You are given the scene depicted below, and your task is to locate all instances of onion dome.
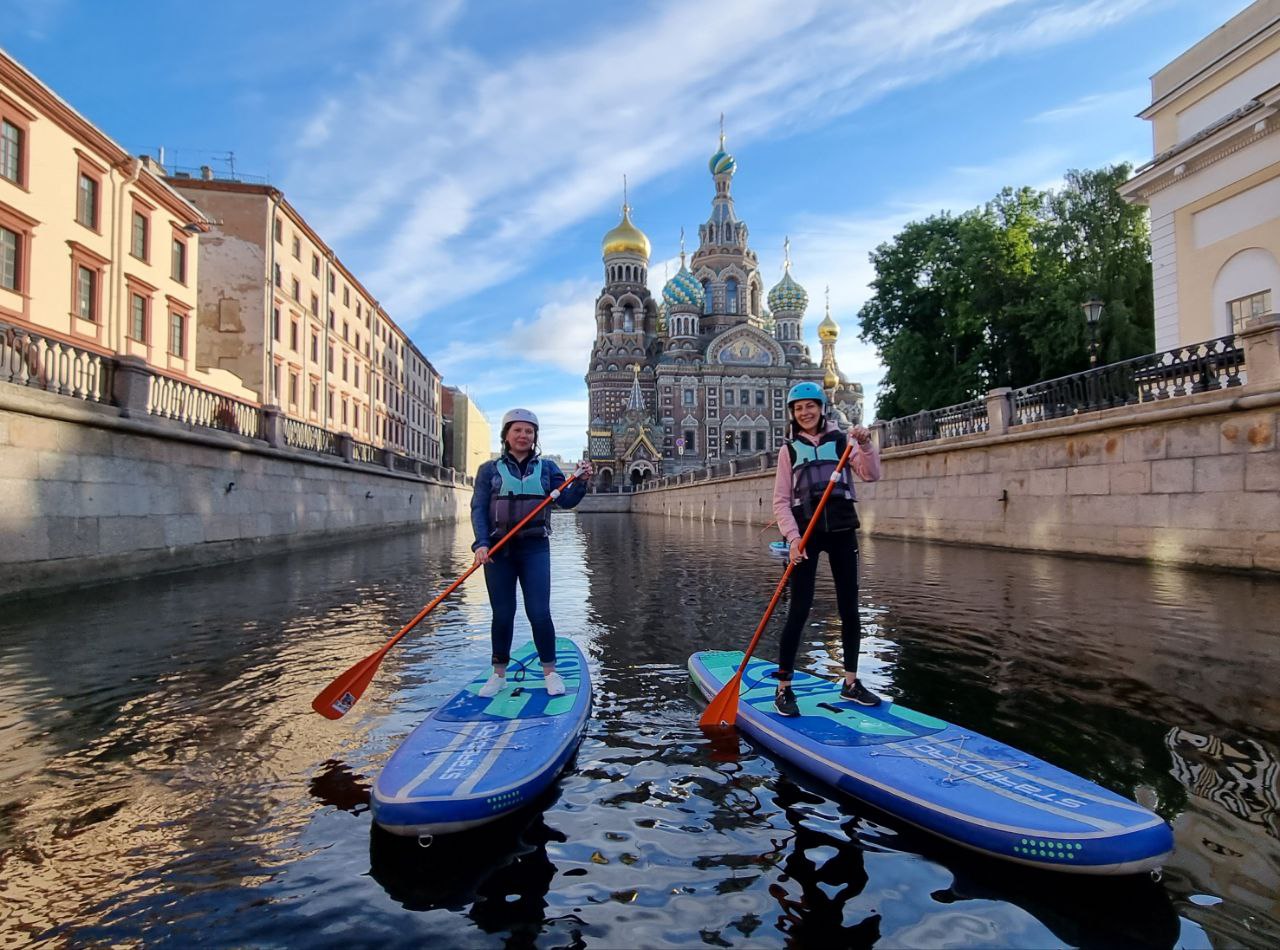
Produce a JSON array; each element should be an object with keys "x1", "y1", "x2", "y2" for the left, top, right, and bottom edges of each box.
[
  {"x1": 818, "y1": 307, "x2": 839, "y2": 342},
  {"x1": 708, "y1": 119, "x2": 736, "y2": 177},
  {"x1": 768, "y1": 237, "x2": 808, "y2": 313},
  {"x1": 663, "y1": 262, "x2": 704, "y2": 310},
  {"x1": 824, "y1": 365, "x2": 840, "y2": 390},
  {"x1": 602, "y1": 204, "x2": 651, "y2": 259}
]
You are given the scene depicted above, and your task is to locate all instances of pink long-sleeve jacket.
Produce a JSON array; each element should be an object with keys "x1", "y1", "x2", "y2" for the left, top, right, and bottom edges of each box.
[{"x1": 772, "y1": 421, "x2": 881, "y2": 544}]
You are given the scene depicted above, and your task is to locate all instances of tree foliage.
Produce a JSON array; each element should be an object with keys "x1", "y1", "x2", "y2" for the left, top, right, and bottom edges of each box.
[{"x1": 858, "y1": 165, "x2": 1153, "y2": 420}]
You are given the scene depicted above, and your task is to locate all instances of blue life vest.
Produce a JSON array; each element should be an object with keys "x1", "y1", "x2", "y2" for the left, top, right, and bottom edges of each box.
[
  {"x1": 786, "y1": 430, "x2": 858, "y2": 533},
  {"x1": 489, "y1": 457, "x2": 550, "y2": 539}
]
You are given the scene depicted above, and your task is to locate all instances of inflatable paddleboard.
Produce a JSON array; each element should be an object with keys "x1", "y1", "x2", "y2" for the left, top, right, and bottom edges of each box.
[
  {"x1": 373, "y1": 637, "x2": 590, "y2": 836},
  {"x1": 768, "y1": 540, "x2": 789, "y2": 557},
  {"x1": 689, "y1": 650, "x2": 1173, "y2": 875}
]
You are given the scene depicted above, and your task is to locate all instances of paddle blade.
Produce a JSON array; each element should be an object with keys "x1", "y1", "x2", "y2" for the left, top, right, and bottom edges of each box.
[
  {"x1": 312, "y1": 649, "x2": 386, "y2": 720},
  {"x1": 699, "y1": 671, "x2": 744, "y2": 728}
]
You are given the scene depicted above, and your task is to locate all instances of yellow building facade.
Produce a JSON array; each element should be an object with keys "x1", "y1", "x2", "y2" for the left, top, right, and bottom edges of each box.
[
  {"x1": 1121, "y1": 1, "x2": 1280, "y2": 349},
  {"x1": 170, "y1": 178, "x2": 441, "y2": 463},
  {"x1": 1, "y1": 50, "x2": 206, "y2": 380},
  {"x1": 442, "y1": 386, "x2": 492, "y2": 479}
]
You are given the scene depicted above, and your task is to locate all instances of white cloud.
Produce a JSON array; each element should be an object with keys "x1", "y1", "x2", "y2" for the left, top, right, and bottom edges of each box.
[{"x1": 280, "y1": 0, "x2": 1163, "y2": 329}]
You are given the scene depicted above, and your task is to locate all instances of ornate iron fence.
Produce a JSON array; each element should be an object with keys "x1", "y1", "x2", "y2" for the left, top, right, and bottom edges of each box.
[
  {"x1": 0, "y1": 322, "x2": 113, "y2": 403},
  {"x1": 1012, "y1": 335, "x2": 1243, "y2": 425},
  {"x1": 284, "y1": 418, "x2": 339, "y2": 456},
  {"x1": 149, "y1": 374, "x2": 263, "y2": 438},
  {"x1": 351, "y1": 440, "x2": 385, "y2": 466},
  {"x1": 882, "y1": 397, "x2": 989, "y2": 448}
]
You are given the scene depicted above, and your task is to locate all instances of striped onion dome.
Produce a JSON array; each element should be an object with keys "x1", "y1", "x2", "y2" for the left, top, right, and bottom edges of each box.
[
  {"x1": 662, "y1": 259, "x2": 704, "y2": 310},
  {"x1": 768, "y1": 268, "x2": 808, "y2": 314}
]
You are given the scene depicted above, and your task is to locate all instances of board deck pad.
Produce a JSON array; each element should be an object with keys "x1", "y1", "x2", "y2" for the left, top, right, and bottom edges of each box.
[
  {"x1": 689, "y1": 650, "x2": 1174, "y2": 875},
  {"x1": 373, "y1": 637, "x2": 590, "y2": 836}
]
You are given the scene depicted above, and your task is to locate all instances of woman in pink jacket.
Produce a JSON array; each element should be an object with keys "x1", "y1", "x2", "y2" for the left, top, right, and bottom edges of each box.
[{"x1": 770, "y1": 382, "x2": 881, "y2": 717}]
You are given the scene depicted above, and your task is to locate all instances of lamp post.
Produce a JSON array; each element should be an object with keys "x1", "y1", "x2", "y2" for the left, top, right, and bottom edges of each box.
[{"x1": 1082, "y1": 297, "x2": 1104, "y2": 367}]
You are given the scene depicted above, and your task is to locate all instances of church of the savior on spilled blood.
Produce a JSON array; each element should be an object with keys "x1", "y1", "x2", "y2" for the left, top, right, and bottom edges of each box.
[{"x1": 585, "y1": 131, "x2": 863, "y2": 489}]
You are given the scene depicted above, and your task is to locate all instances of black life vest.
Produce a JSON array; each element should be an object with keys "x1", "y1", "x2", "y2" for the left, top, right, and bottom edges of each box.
[{"x1": 786, "y1": 429, "x2": 859, "y2": 533}]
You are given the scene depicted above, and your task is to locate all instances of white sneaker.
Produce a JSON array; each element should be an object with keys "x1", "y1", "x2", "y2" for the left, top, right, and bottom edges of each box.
[
  {"x1": 544, "y1": 671, "x2": 565, "y2": 697},
  {"x1": 478, "y1": 673, "x2": 505, "y2": 698}
]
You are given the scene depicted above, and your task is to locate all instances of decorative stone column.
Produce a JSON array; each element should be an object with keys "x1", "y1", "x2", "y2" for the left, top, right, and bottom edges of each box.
[
  {"x1": 869, "y1": 420, "x2": 886, "y2": 451},
  {"x1": 111, "y1": 355, "x2": 152, "y2": 418},
  {"x1": 335, "y1": 432, "x2": 354, "y2": 462},
  {"x1": 985, "y1": 387, "x2": 1014, "y2": 435},
  {"x1": 1241, "y1": 313, "x2": 1280, "y2": 388},
  {"x1": 261, "y1": 404, "x2": 286, "y2": 448}
]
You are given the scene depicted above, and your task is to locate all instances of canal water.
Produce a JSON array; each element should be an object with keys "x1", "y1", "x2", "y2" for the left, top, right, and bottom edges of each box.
[{"x1": 1, "y1": 513, "x2": 1277, "y2": 947}]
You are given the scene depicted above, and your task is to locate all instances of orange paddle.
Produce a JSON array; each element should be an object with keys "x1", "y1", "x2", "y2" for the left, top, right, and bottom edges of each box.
[
  {"x1": 312, "y1": 469, "x2": 584, "y2": 720},
  {"x1": 700, "y1": 440, "x2": 856, "y2": 728}
]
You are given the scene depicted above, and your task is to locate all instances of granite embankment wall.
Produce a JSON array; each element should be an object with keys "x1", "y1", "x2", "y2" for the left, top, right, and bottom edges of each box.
[
  {"x1": 627, "y1": 381, "x2": 1280, "y2": 574},
  {"x1": 1, "y1": 385, "x2": 469, "y2": 597}
]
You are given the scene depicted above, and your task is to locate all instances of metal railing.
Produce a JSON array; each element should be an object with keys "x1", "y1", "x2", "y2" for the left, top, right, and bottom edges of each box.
[
  {"x1": 882, "y1": 397, "x2": 989, "y2": 448},
  {"x1": 284, "y1": 418, "x2": 339, "y2": 457},
  {"x1": 150, "y1": 374, "x2": 263, "y2": 438},
  {"x1": 0, "y1": 322, "x2": 113, "y2": 403},
  {"x1": 1012, "y1": 335, "x2": 1243, "y2": 426}
]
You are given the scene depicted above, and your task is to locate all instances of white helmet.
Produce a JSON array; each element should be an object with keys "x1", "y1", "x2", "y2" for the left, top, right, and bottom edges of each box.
[{"x1": 501, "y1": 408, "x2": 539, "y2": 430}]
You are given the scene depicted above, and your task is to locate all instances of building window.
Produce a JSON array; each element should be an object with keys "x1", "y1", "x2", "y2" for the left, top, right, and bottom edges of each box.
[
  {"x1": 740, "y1": 388, "x2": 750, "y2": 405},
  {"x1": 328, "y1": 271, "x2": 335, "y2": 293},
  {"x1": 76, "y1": 173, "x2": 99, "y2": 229},
  {"x1": 273, "y1": 263, "x2": 282, "y2": 287},
  {"x1": 169, "y1": 310, "x2": 185, "y2": 357},
  {"x1": 76, "y1": 265, "x2": 96, "y2": 320},
  {"x1": 682, "y1": 388, "x2": 695, "y2": 406},
  {"x1": 310, "y1": 292, "x2": 318, "y2": 314},
  {"x1": 274, "y1": 217, "x2": 283, "y2": 243},
  {"x1": 342, "y1": 398, "x2": 349, "y2": 425},
  {"x1": 755, "y1": 430, "x2": 766, "y2": 451},
  {"x1": 343, "y1": 285, "x2": 350, "y2": 306},
  {"x1": 311, "y1": 253, "x2": 320, "y2": 277},
  {"x1": 724, "y1": 388, "x2": 734, "y2": 405},
  {"x1": 1, "y1": 120, "x2": 23, "y2": 185},
  {"x1": 343, "y1": 321, "x2": 349, "y2": 342},
  {"x1": 309, "y1": 380, "x2": 319, "y2": 414},
  {"x1": 0, "y1": 225, "x2": 18, "y2": 292},
  {"x1": 755, "y1": 390, "x2": 765, "y2": 406},
  {"x1": 328, "y1": 345, "x2": 334, "y2": 371},
  {"x1": 1229, "y1": 291, "x2": 1272, "y2": 333},
  {"x1": 327, "y1": 389, "x2": 334, "y2": 418},
  {"x1": 291, "y1": 235, "x2": 300, "y2": 259},
  {"x1": 702, "y1": 280, "x2": 713, "y2": 314},
  {"x1": 289, "y1": 371, "x2": 299, "y2": 407},
  {"x1": 290, "y1": 319, "x2": 299, "y2": 352},
  {"x1": 291, "y1": 277, "x2": 300, "y2": 301},
  {"x1": 272, "y1": 363, "x2": 281, "y2": 401},
  {"x1": 342, "y1": 355, "x2": 348, "y2": 382},
  {"x1": 354, "y1": 365, "x2": 360, "y2": 388},
  {"x1": 128, "y1": 293, "x2": 147, "y2": 342},
  {"x1": 725, "y1": 278, "x2": 739, "y2": 314},
  {"x1": 131, "y1": 211, "x2": 149, "y2": 261},
  {"x1": 171, "y1": 237, "x2": 187, "y2": 283},
  {"x1": 310, "y1": 332, "x2": 319, "y2": 362},
  {"x1": 683, "y1": 429, "x2": 696, "y2": 453},
  {"x1": 272, "y1": 306, "x2": 281, "y2": 342}
]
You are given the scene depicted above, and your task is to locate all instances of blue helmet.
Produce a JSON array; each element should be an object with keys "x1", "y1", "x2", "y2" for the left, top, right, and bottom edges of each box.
[{"x1": 786, "y1": 381, "x2": 826, "y2": 409}]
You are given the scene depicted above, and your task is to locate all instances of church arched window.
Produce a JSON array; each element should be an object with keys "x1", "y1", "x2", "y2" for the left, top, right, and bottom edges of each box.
[
  {"x1": 725, "y1": 278, "x2": 739, "y2": 314},
  {"x1": 623, "y1": 303, "x2": 635, "y2": 332},
  {"x1": 751, "y1": 283, "x2": 760, "y2": 315},
  {"x1": 702, "y1": 281, "x2": 713, "y2": 314}
]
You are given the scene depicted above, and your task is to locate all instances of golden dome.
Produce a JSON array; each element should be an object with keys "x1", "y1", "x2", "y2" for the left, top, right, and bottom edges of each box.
[
  {"x1": 817, "y1": 309, "x2": 839, "y2": 342},
  {"x1": 824, "y1": 366, "x2": 840, "y2": 390},
  {"x1": 602, "y1": 205, "x2": 651, "y2": 259}
]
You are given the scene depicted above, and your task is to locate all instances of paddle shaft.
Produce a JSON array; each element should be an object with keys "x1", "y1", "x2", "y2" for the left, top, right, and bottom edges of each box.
[
  {"x1": 312, "y1": 469, "x2": 583, "y2": 719},
  {"x1": 700, "y1": 439, "x2": 858, "y2": 728}
]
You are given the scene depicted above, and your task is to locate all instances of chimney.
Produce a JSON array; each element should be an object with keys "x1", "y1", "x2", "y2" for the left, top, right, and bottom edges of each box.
[{"x1": 200, "y1": 165, "x2": 214, "y2": 181}]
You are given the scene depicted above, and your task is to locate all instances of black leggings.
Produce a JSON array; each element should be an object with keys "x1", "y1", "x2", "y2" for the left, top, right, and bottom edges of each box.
[{"x1": 777, "y1": 529, "x2": 861, "y2": 680}]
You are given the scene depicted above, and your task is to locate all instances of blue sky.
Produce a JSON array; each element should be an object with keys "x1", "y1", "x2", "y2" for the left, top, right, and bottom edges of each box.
[{"x1": 1, "y1": 0, "x2": 1254, "y2": 459}]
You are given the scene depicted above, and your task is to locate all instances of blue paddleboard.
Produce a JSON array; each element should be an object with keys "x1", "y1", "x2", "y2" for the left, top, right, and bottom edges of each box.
[
  {"x1": 373, "y1": 637, "x2": 590, "y2": 836},
  {"x1": 768, "y1": 540, "x2": 789, "y2": 557},
  {"x1": 689, "y1": 651, "x2": 1173, "y2": 875}
]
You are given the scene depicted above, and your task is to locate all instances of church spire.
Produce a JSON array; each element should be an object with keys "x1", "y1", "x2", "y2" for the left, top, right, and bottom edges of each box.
[{"x1": 626, "y1": 363, "x2": 645, "y2": 411}]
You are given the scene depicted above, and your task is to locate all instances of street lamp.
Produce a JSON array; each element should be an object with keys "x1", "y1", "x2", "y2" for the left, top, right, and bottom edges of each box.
[{"x1": 1082, "y1": 297, "x2": 1104, "y2": 367}]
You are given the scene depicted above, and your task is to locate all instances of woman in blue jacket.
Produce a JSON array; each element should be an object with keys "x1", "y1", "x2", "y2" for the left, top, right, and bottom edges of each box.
[{"x1": 471, "y1": 408, "x2": 591, "y2": 697}]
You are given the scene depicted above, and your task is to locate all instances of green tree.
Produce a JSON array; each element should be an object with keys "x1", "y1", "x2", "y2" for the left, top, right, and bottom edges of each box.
[{"x1": 858, "y1": 164, "x2": 1153, "y2": 419}]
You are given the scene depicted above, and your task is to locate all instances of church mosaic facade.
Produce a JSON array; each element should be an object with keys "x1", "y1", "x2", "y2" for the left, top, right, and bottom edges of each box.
[{"x1": 584, "y1": 132, "x2": 863, "y2": 489}]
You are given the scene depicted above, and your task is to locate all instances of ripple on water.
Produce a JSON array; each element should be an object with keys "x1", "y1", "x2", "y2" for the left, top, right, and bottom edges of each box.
[{"x1": 0, "y1": 517, "x2": 1277, "y2": 946}]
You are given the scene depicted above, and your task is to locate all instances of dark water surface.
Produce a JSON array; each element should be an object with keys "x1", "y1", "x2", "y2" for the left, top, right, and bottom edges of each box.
[{"x1": 1, "y1": 513, "x2": 1278, "y2": 947}]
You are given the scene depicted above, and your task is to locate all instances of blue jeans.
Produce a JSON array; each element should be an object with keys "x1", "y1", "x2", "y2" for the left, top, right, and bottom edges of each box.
[{"x1": 483, "y1": 535, "x2": 557, "y2": 666}]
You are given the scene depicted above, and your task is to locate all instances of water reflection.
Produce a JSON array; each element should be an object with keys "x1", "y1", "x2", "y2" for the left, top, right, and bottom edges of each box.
[{"x1": 0, "y1": 513, "x2": 1277, "y2": 946}]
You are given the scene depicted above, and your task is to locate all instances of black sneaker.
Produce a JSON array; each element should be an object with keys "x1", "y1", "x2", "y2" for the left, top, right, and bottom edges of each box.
[
  {"x1": 840, "y1": 679, "x2": 882, "y2": 707},
  {"x1": 774, "y1": 686, "x2": 800, "y2": 717}
]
